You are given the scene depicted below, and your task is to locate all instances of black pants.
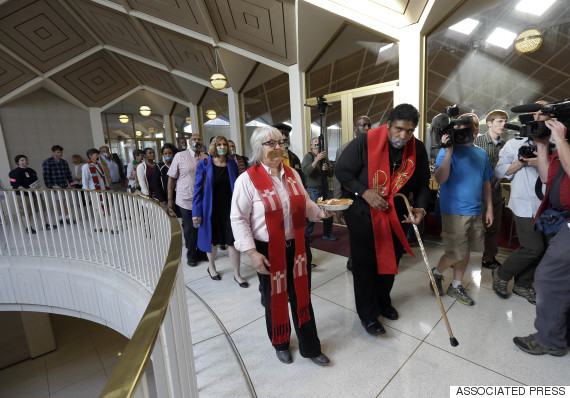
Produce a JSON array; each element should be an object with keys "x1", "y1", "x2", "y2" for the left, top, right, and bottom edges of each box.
[
  {"x1": 344, "y1": 202, "x2": 406, "y2": 322},
  {"x1": 259, "y1": 236, "x2": 313, "y2": 299},
  {"x1": 534, "y1": 225, "x2": 570, "y2": 349},
  {"x1": 255, "y1": 239, "x2": 321, "y2": 358},
  {"x1": 180, "y1": 207, "x2": 200, "y2": 262},
  {"x1": 499, "y1": 215, "x2": 546, "y2": 287}
]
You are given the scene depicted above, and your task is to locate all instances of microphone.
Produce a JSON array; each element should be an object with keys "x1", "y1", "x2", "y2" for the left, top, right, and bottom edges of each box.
[
  {"x1": 504, "y1": 123, "x2": 521, "y2": 131},
  {"x1": 511, "y1": 104, "x2": 542, "y2": 113}
]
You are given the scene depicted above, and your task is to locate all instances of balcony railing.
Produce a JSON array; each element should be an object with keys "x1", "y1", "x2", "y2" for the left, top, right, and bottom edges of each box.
[{"x1": 0, "y1": 188, "x2": 196, "y2": 397}]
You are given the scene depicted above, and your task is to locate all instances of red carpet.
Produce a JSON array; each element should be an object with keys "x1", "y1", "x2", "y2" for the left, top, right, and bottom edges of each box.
[{"x1": 308, "y1": 223, "x2": 351, "y2": 257}]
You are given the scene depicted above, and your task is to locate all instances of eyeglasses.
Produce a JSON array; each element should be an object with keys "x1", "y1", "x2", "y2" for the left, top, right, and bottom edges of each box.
[{"x1": 262, "y1": 140, "x2": 286, "y2": 147}]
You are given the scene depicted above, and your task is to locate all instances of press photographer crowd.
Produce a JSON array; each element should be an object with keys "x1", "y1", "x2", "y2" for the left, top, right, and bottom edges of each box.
[{"x1": 429, "y1": 98, "x2": 570, "y2": 356}]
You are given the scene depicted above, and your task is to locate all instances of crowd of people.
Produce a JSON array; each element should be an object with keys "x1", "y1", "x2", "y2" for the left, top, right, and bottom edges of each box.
[{"x1": 6, "y1": 102, "x2": 570, "y2": 363}]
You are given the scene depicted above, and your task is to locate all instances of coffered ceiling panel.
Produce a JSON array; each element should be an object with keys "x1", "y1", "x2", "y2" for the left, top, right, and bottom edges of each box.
[
  {"x1": 125, "y1": 0, "x2": 211, "y2": 36},
  {"x1": 0, "y1": 0, "x2": 98, "y2": 73},
  {"x1": 117, "y1": 55, "x2": 188, "y2": 101},
  {"x1": 50, "y1": 50, "x2": 137, "y2": 107},
  {"x1": 205, "y1": 0, "x2": 296, "y2": 65},
  {"x1": 70, "y1": 0, "x2": 163, "y2": 63},
  {"x1": 143, "y1": 22, "x2": 219, "y2": 80},
  {"x1": 0, "y1": 49, "x2": 38, "y2": 98}
]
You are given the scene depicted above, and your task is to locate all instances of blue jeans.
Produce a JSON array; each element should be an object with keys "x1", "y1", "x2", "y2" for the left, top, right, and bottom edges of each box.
[{"x1": 306, "y1": 187, "x2": 333, "y2": 237}]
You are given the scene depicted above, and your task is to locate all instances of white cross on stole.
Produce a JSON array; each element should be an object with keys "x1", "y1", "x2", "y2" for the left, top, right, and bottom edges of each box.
[
  {"x1": 294, "y1": 253, "x2": 307, "y2": 278},
  {"x1": 271, "y1": 271, "x2": 286, "y2": 295},
  {"x1": 261, "y1": 188, "x2": 278, "y2": 210},
  {"x1": 286, "y1": 176, "x2": 300, "y2": 195}
]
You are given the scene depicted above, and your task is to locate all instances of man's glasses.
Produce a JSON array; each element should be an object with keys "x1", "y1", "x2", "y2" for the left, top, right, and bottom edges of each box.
[{"x1": 262, "y1": 140, "x2": 286, "y2": 147}]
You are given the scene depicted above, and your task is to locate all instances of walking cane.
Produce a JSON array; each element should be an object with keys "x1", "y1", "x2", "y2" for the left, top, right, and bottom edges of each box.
[{"x1": 394, "y1": 193, "x2": 459, "y2": 347}]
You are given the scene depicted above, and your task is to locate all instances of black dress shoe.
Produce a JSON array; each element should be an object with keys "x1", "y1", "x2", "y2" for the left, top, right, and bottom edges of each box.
[
  {"x1": 187, "y1": 259, "x2": 197, "y2": 267},
  {"x1": 234, "y1": 277, "x2": 249, "y2": 288},
  {"x1": 482, "y1": 258, "x2": 501, "y2": 269},
  {"x1": 361, "y1": 320, "x2": 386, "y2": 336},
  {"x1": 310, "y1": 353, "x2": 330, "y2": 366},
  {"x1": 207, "y1": 268, "x2": 221, "y2": 280},
  {"x1": 276, "y1": 349, "x2": 292, "y2": 364},
  {"x1": 380, "y1": 306, "x2": 399, "y2": 320},
  {"x1": 311, "y1": 263, "x2": 317, "y2": 269},
  {"x1": 346, "y1": 258, "x2": 352, "y2": 272}
]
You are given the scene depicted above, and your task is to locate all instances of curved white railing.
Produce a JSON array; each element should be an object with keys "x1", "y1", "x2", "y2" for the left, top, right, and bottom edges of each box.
[{"x1": 0, "y1": 188, "x2": 196, "y2": 397}]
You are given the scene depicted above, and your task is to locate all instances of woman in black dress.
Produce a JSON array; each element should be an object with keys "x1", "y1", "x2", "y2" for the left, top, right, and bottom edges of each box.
[{"x1": 192, "y1": 136, "x2": 247, "y2": 287}]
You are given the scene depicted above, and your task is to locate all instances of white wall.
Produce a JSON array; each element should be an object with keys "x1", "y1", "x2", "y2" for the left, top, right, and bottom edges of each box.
[{"x1": 0, "y1": 88, "x2": 94, "y2": 186}]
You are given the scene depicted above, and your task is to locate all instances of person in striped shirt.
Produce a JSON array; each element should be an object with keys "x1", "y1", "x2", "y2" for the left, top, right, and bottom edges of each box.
[{"x1": 474, "y1": 110, "x2": 508, "y2": 270}]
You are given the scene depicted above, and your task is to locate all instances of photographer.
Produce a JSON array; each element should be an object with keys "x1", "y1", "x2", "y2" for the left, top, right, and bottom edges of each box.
[
  {"x1": 492, "y1": 107, "x2": 550, "y2": 304},
  {"x1": 431, "y1": 117, "x2": 493, "y2": 306},
  {"x1": 514, "y1": 119, "x2": 570, "y2": 356}
]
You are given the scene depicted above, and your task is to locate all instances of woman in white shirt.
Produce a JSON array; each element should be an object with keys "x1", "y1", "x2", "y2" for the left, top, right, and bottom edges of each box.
[
  {"x1": 71, "y1": 154, "x2": 86, "y2": 189},
  {"x1": 230, "y1": 126, "x2": 333, "y2": 366},
  {"x1": 136, "y1": 147, "x2": 156, "y2": 197}
]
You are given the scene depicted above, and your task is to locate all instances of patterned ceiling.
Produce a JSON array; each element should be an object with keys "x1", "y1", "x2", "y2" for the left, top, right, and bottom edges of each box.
[{"x1": 0, "y1": 0, "x2": 299, "y2": 110}]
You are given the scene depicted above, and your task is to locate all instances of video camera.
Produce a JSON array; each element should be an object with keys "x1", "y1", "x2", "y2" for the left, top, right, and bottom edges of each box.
[
  {"x1": 430, "y1": 105, "x2": 474, "y2": 148},
  {"x1": 507, "y1": 98, "x2": 570, "y2": 138}
]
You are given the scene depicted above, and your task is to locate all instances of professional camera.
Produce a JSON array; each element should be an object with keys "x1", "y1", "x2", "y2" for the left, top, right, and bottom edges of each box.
[
  {"x1": 508, "y1": 98, "x2": 570, "y2": 138},
  {"x1": 517, "y1": 143, "x2": 537, "y2": 159},
  {"x1": 430, "y1": 105, "x2": 474, "y2": 148}
]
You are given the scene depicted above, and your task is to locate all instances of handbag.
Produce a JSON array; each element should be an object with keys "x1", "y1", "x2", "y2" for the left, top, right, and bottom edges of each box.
[{"x1": 535, "y1": 208, "x2": 570, "y2": 235}]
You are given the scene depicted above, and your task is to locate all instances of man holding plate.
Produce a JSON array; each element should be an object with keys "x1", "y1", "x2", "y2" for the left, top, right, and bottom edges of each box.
[{"x1": 335, "y1": 104, "x2": 431, "y2": 336}]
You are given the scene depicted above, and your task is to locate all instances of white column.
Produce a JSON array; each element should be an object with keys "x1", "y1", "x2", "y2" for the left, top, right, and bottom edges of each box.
[
  {"x1": 0, "y1": 121, "x2": 11, "y2": 186},
  {"x1": 227, "y1": 90, "x2": 241, "y2": 148},
  {"x1": 398, "y1": 25, "x2": 422, "y2": 112},
  {"x1": 288, "y1": 64, "x2": 306, "y2": 156},
  {"x1": 89, "y1": 108, "x2": 105, "y2": 148},
  {"x1": 188, "y1": 104, "x2": 199, "y2": 137},
  {"x1": 163, "y1": 114, "x2": 174, "y2": 143}
]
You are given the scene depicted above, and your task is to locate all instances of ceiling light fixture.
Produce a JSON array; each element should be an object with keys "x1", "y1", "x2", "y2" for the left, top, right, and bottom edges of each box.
[
  {"x1": 209, "y1": 46, "x2": 228, "y2": 90},
  {"x1": 139, "y1": 105, "x2": 151, "y2": 117},
  {"x1": 186, "y1": 117, "x2": 191, "y2": 124},
  {"x1": 206, "y1": 110, "x2": 217, "y2": 120},
  {"x1": 514, "y1": 28, "x2": 543, "y2": 54},
  {"x1": 139, "y1": 89, "x2": 151, "y2": 116},
  {"x1": 515, "y1": 0, "x2": 555, "y2": 16},
  {"x1": 135, "y1": 130, "x2": 142, "y2": 136},
  {"x1": 486, "y1": 27, "x2": 517, "y2": 49},
  {"x1": 379, "y1": 43, "x2": 394, "y2": 53},
  {"x1": 119, "y1": 101, "x2": 129, "y2": 124},
  {"x1": 449, "y1": 18, "x2": 480, "y2": 35},
  {"x1": 149, "y1": 127, "x2": 155, "y2": 134}
]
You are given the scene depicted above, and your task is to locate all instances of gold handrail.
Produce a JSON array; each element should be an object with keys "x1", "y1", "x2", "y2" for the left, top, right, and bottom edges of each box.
[{"x1": 99, "y1": 204, "x2": 182, "y2": 397}]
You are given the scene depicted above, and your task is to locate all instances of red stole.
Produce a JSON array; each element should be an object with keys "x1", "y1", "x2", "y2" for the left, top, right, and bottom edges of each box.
[
  {"x1": 247, "y1": 164, "x2": 310, "y2": 345},
  {"x1": 88, "y1": 162, "x2": 109, "y2": 191},
  {"x1": 367, "y1": 125, "x2": 416, "y2": 274}
]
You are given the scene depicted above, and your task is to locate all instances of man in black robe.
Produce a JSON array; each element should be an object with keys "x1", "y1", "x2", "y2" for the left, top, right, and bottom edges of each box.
[{"x1": 335, "y1": 104, "x2": 430, "y2": 336}]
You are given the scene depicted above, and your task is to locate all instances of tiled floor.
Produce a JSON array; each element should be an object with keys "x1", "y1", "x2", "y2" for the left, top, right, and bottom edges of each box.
[
  {"x1": 2, "y1": 240, "x2": 569, "y2": 397},
  {"x1": 184, "y1": 242, "x2": 570, "y2": 397},
  {"x1": 0, "y1": 314, "x2": 128, "y2": 398}
]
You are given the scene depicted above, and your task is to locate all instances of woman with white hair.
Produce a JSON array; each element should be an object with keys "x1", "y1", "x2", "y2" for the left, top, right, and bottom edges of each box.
[{"x1": 230, "y1": 126, "x2": 334, "y2": 366}]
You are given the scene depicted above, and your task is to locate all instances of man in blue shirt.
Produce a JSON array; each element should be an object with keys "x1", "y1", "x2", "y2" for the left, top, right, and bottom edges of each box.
[{"x1": 431, "y1": 117, "x2": 494, "y2": 306}]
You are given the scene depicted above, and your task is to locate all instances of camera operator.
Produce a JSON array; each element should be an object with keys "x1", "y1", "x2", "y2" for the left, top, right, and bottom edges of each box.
[
  {"x1": 431, "y1": 116, "x2": 494, "y2": 306},
  {"x1": 514, "y1": 118, "x2": 570, "y2": 356},
  {"x1": 492, "y1": 104, "x2": 549, "y2": 304}
]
